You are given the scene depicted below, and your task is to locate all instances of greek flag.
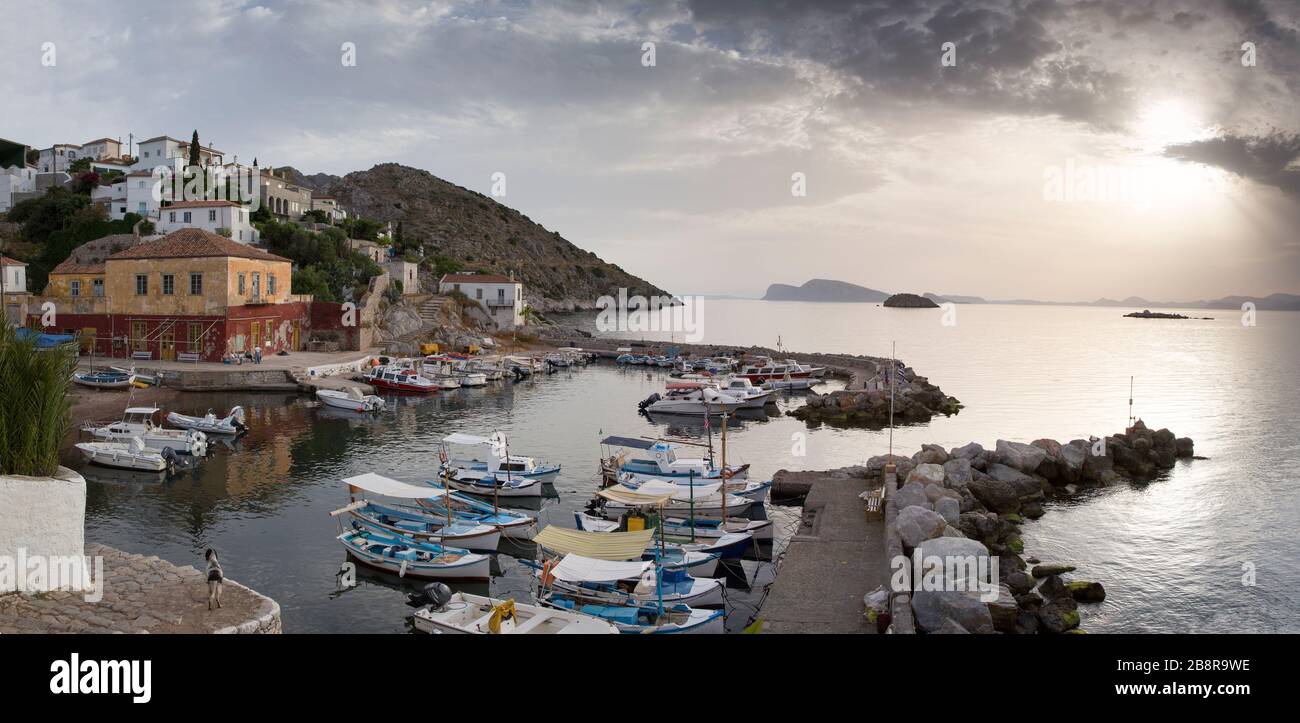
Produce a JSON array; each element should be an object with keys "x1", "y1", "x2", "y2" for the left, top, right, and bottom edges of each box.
[{"x1": 893, "y1": 362, "x2": 907, "y2": 389}]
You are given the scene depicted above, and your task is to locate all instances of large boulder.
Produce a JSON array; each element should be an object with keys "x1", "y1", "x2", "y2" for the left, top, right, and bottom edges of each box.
[
  {"x1": 893, "y1": 481, "x2": 931, "y2": 511},
  {"x1": 996, "y1": 440, "x2": 1048, "y2": 474},
  {"x1": 1059, "y1": 442, "x2": 1087, "y2": 480},
  {"x1": 968, "y1": 478, "x2": 1021, "y2": 514},
  {"x1": 1065, "y1": 580, "x2": 1107, "y2": 602},
  {"x1": 911, "y1": 589, "x2": 995, "y2": 634},
  {"x1": 913, "y1": 537, "x2": 993, "y2": 587},
  {"x1": 950, "y1": 442, "x2": 985, "y2": 460},
  {"x1": 1030, "y1": 438, "x2": 1062, "y2": 458},
  {"x1": 906, "y1": 463, "x2": 945, "y2": 487},
  {"x1": 986, "y1": 584, "x2": 1019, "y2": 633},
  {"x1": 1038, "y1": 598, "x2": 1081, "y2": 633},
  {"x1": 896, "y1": 506, "x2": 947, "y2": 548},
  {"x1": 935, "y1": 497, "x2": 961, "y2": 526},
  {"x1": 1175, "y1": 437, "x2": 1194, "y2": 458},
  {"x1": 942, "y1": 457, "x2": 973, "y2": 488}
]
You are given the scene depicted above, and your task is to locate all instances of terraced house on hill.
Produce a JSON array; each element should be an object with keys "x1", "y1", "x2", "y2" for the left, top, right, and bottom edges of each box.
[{"x1": 34, "y1": 228, "x2": 315, "y2": 362}]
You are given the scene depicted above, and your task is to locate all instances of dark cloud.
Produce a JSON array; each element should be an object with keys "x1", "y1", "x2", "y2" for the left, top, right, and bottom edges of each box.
[{"x1": 1165, "y1": 132, "x2": 1300, "y2": 196}]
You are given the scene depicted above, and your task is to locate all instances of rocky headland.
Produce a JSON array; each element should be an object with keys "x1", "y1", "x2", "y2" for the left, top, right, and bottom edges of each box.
[
  {"x1": 791, "y1": 361, "x2": 961, "y2": 426},
  {"x1": 874, "y1": 420, "x2": 1195, "y2": 634},
  {"x1": 1124, "y1": 309, "x2": 1211, "y2": 320}
]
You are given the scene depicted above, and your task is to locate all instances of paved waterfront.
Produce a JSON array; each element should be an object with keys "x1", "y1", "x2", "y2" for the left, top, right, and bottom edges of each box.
[
  {"x1": 0, "y1": 544, "x2": 280, "y2": 634},
  {"x1": 762, "y1": 470, "x2": 887, "y2": 633}
]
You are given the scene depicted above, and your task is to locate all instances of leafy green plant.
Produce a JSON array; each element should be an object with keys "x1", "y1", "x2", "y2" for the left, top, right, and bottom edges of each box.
[{"x1": 0, "y1": 325, "x2": 77, "y2": 477}]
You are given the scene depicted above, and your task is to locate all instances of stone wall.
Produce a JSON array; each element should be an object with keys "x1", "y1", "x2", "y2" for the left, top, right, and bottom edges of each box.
[{"x1": 0, "y1": 467, "x2": 88, "y2": 593}]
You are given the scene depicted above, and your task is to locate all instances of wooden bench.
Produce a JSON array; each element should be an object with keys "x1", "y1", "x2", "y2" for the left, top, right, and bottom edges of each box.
[
  {"x1": 864, "y1": 488, "x2": 883, "y2": 514},
  {"x1": 131, "y1": 351, "x2": 152, "y2": 361},
  {"x1": 177, "y1": 352, "x2": 202, "y2": 363}
]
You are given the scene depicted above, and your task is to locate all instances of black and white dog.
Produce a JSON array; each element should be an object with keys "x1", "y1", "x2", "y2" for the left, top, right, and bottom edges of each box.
[{"x1": 205, "y1": 548, "x2": 224, "y2": 610}]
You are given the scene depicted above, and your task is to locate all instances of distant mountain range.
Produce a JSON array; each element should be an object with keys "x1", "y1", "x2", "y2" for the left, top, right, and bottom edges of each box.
[{"x1": 762, "y1": 279, "x2": 1300, "y2": 311}]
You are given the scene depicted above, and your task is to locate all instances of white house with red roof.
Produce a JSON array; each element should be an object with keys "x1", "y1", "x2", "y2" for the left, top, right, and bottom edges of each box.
[
  {"x1": 156, "y1": 200, "x2": 258, "y2": 243},
  {"x1": 438, "y1": 272, "x2": 524, "y2": 328}
]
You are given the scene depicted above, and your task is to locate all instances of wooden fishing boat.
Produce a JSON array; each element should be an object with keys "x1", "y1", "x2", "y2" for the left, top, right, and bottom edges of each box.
[
  {"x1": 167, "y1": 406, "x2": 246, "y2": 435},
  {"x1": 411, "y1": 586, "x2": 618, "y2": 634},
  {"x1": 439, "y1": 432, "x2": 561, "y2": 482},
  {"x1": 415, "y1": 482, "x2": 538, "y2": 539},
  {"x1": 541, "y1": 594, "x2": 724, "y2": 634},
  {"x1": 521, "y1": 556, "x2": 725, "y2": 608},
  {"x1": 601, "y1": 436, "x2": 751, "y2": 486},
  {"x1": 337, "y1": 527, "x2": 489, "y2": 580},
  {"x1": 317, "y1": 387, "x2": 384, "y2": 412},
  {"x1": 445, "y1": 468, "x2": 543, "y2": 498},
  {"x1": 72, "y1": 369, "x2": 135, "y2": 389},
  {"x1": 597, "y1": 479, "x2": 756, "y2": 518},
  {"x1": 345, "y1": 501, "x2": 501, "y2": 551},
  {"x1": 365, "y1": 364, "x2": 439, "y2": 393},
  {"x1": 573, "y1": 513, "x2": 754, "y2": 560}
]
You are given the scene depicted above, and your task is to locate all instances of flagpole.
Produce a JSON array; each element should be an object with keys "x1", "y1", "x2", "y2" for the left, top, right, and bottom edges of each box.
[{"x1": 888, "y1": 341, "x2": 896, "y2": 460}]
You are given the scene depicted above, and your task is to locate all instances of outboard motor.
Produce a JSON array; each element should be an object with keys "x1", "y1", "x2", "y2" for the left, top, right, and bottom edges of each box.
[
  {"x1": 638, "y1": 393, "x2": 661, "y2": 412},
  {"x1": 420, "y1": 582, "x2": 454, "y2": 611},
  {"x1": 160, "y1": 447, "x2": 178, "y2": 472}
]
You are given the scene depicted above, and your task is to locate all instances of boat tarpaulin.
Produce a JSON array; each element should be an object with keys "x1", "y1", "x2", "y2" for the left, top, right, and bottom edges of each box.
[
  {"x1": 633, "y1": 479, "x2": 723, "y2": 500},
  {"x1": 342, "y1": 473, "x2": 446, "y2": 500},
  {"x1": 442, "y1": 433, "x2": 493, "y2": 446},
  {"x1": 533, "y1": 526, "x2": 655, "y2": 560},
  {"x1": 600, "y1": 435, "x2": 656, "y2": 450},
  {"x1": 551, "y1": 554, "x2": 650, "y2": 583},
  {"x1": 596, "y1": 486, "x2": 674, "y2": 507}
]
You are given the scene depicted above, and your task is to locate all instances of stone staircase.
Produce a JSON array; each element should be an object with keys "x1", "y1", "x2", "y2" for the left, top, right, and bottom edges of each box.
[{"x1": 418, "y1": 295, "x2": 453, "y2": 323}]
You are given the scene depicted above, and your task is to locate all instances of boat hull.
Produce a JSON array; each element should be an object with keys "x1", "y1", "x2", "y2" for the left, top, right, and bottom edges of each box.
[
  {"x1": 412, "y1": 594, "x2": 618, "y2": 634},
  {"x1": 446, "y1": 474, "x2": 543, "y2": 498},
  {"x1": 340, "y1": 538, "x2": 490, "y2": 581},
  {"x1": 75, "y1": 443, "x2": 169, "y2": 472}
]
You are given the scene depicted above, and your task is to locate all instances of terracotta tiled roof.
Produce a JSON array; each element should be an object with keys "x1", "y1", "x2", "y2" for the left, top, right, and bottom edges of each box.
[
  {"x1": 108, "y1": 228, "x2": 288, "y2": 263},
  {"x1": 2, "y1": 255, "x2": 27, "y2": 267},
  {"x1": 440, "y1": 273, "x2": 516, "y2": 284}
]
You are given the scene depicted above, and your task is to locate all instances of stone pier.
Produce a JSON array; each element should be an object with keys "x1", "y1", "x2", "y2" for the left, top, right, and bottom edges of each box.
[
  {"x1": 762, "y1": 468, "x2": 888, "y2": 633},
  {"x1": 0, "y1": 544, "x2": 281, "y2": 634}
]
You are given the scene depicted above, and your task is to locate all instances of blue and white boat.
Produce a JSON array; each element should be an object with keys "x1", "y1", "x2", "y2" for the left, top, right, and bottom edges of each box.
[
  {"x1": 601, "y1": 436, "x2": 753, "y2": 485},
  {"x1": 521, "y1": 555, "x2": 724, "y2": 608},
  {"x1": 598, "y1": 479, "x2": 756, "y2": 518},
  {"x1": 536, "y1": 523, "x2": 721, "y2": 579},
  {"x1": 542, "y1": 594, "x2": 724, "y2": 634},
  {"x1": 73, "y1": 369, "x2": 135, "y2": 389},
  {"x1": 574, "y1": 512, "x2": 754, "y2": 561},
  {"x1": 440, "y1": 432, "x2": 560, "y2": 482},
  {"x1": 337, "y1": 526, "x2": 490, "y2": 581},
  {"x1": 415, "y1": 482, "x2": 538, "y2": 539},
  {"x1": 346, "y1": 501, "x2": 501, "y2": 551}
]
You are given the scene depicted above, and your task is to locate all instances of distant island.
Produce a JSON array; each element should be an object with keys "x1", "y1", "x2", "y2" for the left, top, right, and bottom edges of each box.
[
  {"x1": 1124, "y1": 309, "x2": 1213, "y2": 320},
  {"x1": 761, "y1": 279, "x2": 1300, "y2": 311},
  {"x1": 884, "y1": 293, "x2": 939, "y2": 308},
  {"x1": 762, "y1": 279, "x2": 889, "y2": 302}
]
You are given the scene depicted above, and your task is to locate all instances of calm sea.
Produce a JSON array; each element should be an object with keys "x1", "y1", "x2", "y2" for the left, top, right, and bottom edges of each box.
[{"x1": 76, "y1": 300, "x2": 1299, "y2": 633}]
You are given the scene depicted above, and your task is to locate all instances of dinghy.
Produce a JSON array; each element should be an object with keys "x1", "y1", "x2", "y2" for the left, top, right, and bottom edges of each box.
[
  {"x1": 75, "y1": 437, "x2": 174, "y2": 472},
  {"x1": 72, "y1": 369, "x2": 135, "y2": 389},
  {"x1": 317, "y1": 387, "x2": 384, "y2": 412},
  {"x1": 411, "y1": 584, "x2": 618, "y2": 635},
  {"x1": 83, "y1": 406, "x2": 208, "y2": 456},
  {"x1": 337, "y1": 527, "x2": 490, "y2": 581},
  {"x1": 167, "y1": 406, "x2": 246, "y2": 435}
]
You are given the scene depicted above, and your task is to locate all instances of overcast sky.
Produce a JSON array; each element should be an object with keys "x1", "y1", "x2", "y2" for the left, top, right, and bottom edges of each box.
[{"x1": 3, "y1": 0, "x2": 1298, "y2": 300}]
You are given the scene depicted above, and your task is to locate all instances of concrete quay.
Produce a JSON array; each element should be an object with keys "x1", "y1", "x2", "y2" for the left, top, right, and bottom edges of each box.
[
  {"x1": 762, "y1": 468, "x2": 888, "y2": 634},
  {"x1": 0, "y1": 544, "x2": 281, "y2": 634}
]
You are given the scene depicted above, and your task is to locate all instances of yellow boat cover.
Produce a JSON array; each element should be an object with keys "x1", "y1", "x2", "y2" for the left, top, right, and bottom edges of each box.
[
  {"x1": 533, "y1": 526, "x2": 656, "y2": 561},
  {"x1": 595, "y1": 485, "x2": 674, "y2": 507}
]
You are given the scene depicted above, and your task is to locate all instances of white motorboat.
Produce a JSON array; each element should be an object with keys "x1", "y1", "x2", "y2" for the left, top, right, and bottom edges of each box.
[
  {"x1": 317, "y1": 387, "x2": 384, "y2": 412},
  {"x1": 413, "y1": 589, "x2": 618, "y2": 634},
  {"x1": 83, "y1": 406, "x2": 208, "y2": 456},
  {"x1": 737, "y1": 356, "x2": 826, "y2": 383},
  {"x1": 640, "y1": 387, "x2": 748, "y2": 416},
  {"x1": 598, "y1": 481, "x2": 756, "y2": 518},
  {"x1": 439, "y1": 432, "x2": 561, "y2": 482},
  {"x1": 167, "y1": 406, "x2": 246, "y2": 435},
  {"x1": 75, "y1": 437, "x2": 174, "y2": 472}
]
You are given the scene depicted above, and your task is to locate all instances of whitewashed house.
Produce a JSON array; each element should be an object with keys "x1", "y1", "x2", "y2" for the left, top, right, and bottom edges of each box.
[
  {"x1": 0, "y1": 165, "x2": 36, "y2": 213},
  {"x1": 125, "y1": 171, "x2": 162, "y2": 219},
  {"x1": 90, "y1": 177, "x2": 128, "y2": 219},
  {"x1": 2, "y1": 256, "x2": 28, "y2": 326},
  {"x1": 312, "y1": 195, "x2": 348, "y2": 222},
  {"x1": 438, "y1": 272, "x2": 524, "y2": 329},
  {"x1": 132, "y1": 135, "x2": 225, "y2": 172},
  {"x1": 156, "y1": 201, "x2": 258, "y2": 243}
]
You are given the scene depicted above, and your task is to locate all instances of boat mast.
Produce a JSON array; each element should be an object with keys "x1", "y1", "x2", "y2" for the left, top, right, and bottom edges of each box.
[
  {"x1": 720, "y1": 411, "x2": 729, "y2": 524},
  {"x1": 888, "y1": 341, "x2": 896, "y2": 460},
  {"x1": 496, "y1": 433, "x2": 506, "y2": 514},
  {"x1": 1128, "y1": 375, "x2": 1135, "y2": 427}
]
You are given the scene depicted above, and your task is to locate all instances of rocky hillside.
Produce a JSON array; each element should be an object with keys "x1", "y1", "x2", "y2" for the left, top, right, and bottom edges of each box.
[
  {"x1": 281, "y1": 164, "x2": 668, "y2": 312},
  {"x1": 763, "y1": 278, "x2": 889, "y2": 302}
]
